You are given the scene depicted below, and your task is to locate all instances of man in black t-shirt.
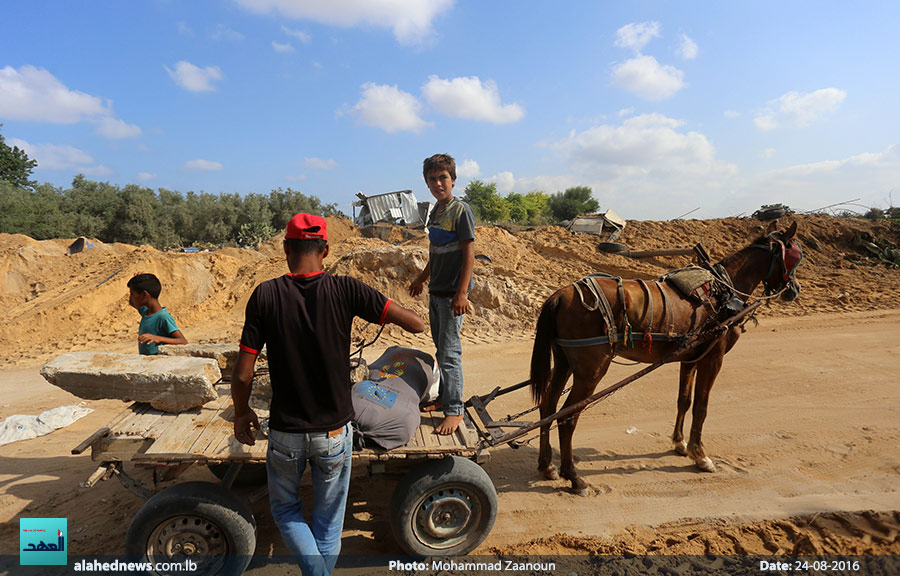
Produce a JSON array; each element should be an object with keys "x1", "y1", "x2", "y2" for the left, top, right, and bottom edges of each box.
[{"x1": 232, "y1": 213, "x2": 424, "y2": 575}]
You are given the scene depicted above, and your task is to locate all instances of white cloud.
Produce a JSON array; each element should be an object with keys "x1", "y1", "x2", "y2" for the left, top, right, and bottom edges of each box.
[
  {"x1": 739, "y1": 143, "x2": 900, "y2": 212},
  {"x1": 272, "y1": 41, "x2": 295, "y2": 53},
  {"x1": 176, "y1": 21, "x2": 193, "y2": 35},
  {"x1": 183, "y1": 159, "x2": 223, "y2": 172},
  {"x1": 456, "y1": 159, "x2": 481, "y2": 179},
  {"x1": 550, "y1": 114, "x2": 737, "y2": 218},
  {"x1": 211, "y1": 24, "x2": 244, "y2": 41},
  {"x1": 618, "y1": 107, "x2": 635, "y2": 117},
  {"x1": 137, "y1": 172, "x2": 157, "y2": 182},
  {"x1": 235, "y1": 0, "x2": 455, "y2": 45},
  {"x1": 303, "y1": 157, "x2": 337, "y2": 170},
  {"x1": 677, "y1": 34, "x2": 698, "y2": 60},
  {"x1": 760, "y1": 148, "x2": 776, "y2": 159},
  {"x1": 9, "y1": 138, "x2": 94, "y2": 170},
  {"x1": 486, "y1": 171, "x2": 515, "y2": 193},
  {"x1": 96, "y1": 117, "x2": 142, "y2": 139},
  {"x1": 753, "y1": 88, "x2": 847, "y2": 130},
  {"x1": 422, "y1": 76, "x2": 525, "y2": 124},
  {"x1": 165, "y1": 61, "x2": 224, "y2": 92},
  {"x1": 0, "y1": 65, "x2": 109, "y2": 123},
  {"x1": 614, "y1": 21, "x2": 660, "y2": 52},
  {"x1": 282, "y1": 25, "x2": 312, "y2": 44},
  {"x1": 612, "y1": 55, "x2": 685, "y2": 100},
  {"x1": 754, "y1": 114, "x2": 778, "y2": 131},
  {"x1": 348, "y1": 82, "x2": 431, "y2": 133},
  {"x1": 724, "y1": 110, "x2": 741, "y2": 118}
]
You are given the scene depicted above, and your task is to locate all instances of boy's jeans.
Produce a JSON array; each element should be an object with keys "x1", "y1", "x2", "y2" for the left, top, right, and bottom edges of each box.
[
  {"x1": 266, "y1": 424, "x2": 353, "y2": 576},
  {"x1": 429, "y1": 295, "x2": 465, "y2": 417}
]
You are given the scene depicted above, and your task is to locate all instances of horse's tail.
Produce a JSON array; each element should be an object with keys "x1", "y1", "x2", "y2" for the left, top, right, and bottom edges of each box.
[{"x1": 530, "y1": 296, "x2": 560, "y2": 405}]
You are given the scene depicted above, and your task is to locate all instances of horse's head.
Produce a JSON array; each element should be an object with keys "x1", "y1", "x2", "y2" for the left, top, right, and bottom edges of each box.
[{"x1": 754, "y1": 220, "x2": 803, "y2": 301}]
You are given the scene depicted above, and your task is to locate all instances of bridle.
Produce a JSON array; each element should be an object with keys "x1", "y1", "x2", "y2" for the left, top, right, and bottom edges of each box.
[{"x1": 750, "y1": 232, "x2": 803, "y2": 296}]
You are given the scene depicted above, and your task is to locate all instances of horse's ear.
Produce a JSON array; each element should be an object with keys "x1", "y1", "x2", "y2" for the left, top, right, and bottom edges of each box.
[
  {"x1": 783, "y1": 220, "x2": 797, "y2": 240},
  {"x1": 765, "y1": 220, "x2": 778, "y2": 235}
]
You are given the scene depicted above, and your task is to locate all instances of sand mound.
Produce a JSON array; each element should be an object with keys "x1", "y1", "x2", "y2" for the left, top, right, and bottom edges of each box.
[
  {"x1": 2, "y1": 215, "x2": 898, "y2": 367},
  {"x1": 491, "y1": 510, "x2": 900, "y2": 556}
]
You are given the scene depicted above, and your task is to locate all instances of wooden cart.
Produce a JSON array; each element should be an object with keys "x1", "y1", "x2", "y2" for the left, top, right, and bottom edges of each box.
[{"x1": 73, "y1": 385, "x2": 496, "y2": 574}]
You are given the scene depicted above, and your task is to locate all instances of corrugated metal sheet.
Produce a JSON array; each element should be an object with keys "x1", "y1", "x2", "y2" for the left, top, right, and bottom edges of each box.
[{"x1": 353, "y1": 190, "x2": 423, "y2": 226}]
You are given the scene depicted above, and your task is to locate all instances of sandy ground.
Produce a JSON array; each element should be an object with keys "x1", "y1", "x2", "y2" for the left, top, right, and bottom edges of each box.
[{"x1": 2, "y1": 309, "x2": 898, "y2": 567}]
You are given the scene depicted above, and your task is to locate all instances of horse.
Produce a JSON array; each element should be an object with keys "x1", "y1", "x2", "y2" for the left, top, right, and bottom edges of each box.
[{"x1": 530, "y1": 220, "x2": 803, "y2": 495}]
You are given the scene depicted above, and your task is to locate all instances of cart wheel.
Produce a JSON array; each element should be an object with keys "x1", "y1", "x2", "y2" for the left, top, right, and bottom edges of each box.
[
  {"x1": 390, "y1": 456, "x2": 497, "y2": 557},
  {"x1": 126, "y1": 481, "x2": 256, "y2": 576},
  {"x1": 207, "y1": 462, "x2": 268, "y2": 487}
]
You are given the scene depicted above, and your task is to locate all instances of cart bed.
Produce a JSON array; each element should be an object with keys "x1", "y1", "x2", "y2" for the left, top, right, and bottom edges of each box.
[{"x1": 80, "y1": 386, "x2": 482, "y2": 464}]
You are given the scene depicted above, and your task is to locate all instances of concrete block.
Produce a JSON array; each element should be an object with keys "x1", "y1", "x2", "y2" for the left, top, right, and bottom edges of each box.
[
  {"x1": 41, "y1": 352, "x2": 220, "y2": 412},
  {"x1": 159, "y1": 343, "x2": 267, "y2": 378}
]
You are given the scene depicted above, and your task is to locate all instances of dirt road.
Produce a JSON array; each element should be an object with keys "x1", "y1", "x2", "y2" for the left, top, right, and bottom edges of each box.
[{"x1": 1, "y1": 310, "x2": 898, "y2": 563}]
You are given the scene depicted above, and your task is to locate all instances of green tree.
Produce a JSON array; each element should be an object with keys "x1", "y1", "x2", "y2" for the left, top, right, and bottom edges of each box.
[
  {"x1": 64, "y1": 175, "x2": 123, "y2": 239},
  {"x1": 505, "y1": 193, "x2": 528, "y2": 223},
  {"x1": 548, "y1": 186, "x2": 599, "y2": 221},
  {"x1": 462, "y1": 180, "x2": 510, "y2": 223},
  {"x1": 0, "y1": 124, "x2": 38, "y2": 189}
]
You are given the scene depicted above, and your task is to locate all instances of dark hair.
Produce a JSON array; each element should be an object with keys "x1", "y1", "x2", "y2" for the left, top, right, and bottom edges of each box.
[
  {"x1": 285, "y1": 238, "x2": 328, "y2": 255},
  {"x1": 423, "y1": 153, "x2": 456, "y2": 181},
  {"x1": 127, "y1": 273, "x2": 162, "y2": 299}
]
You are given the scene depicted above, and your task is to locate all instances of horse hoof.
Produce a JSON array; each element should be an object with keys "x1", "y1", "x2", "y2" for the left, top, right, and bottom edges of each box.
[
  {"x1": 673, "y1": 440, "x2": 688, "y2": 456},
  {"x1": 696, "y1": 457, "x2": 717, "y2": 473},
  {"x1": 540, "y1": 466, "x2": 559, "y2": 481},
  {"x1": 569, "y1": 478, "x2": 590, "y2": 496}
]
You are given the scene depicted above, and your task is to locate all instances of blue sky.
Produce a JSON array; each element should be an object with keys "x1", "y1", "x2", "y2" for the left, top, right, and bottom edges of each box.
[{"x1": 2, "y1": 1, "x2": 899, "y2": 220}]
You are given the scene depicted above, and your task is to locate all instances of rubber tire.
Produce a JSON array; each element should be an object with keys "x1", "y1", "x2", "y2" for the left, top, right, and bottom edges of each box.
[
  {"x1": 755, "y1": 207, "x2": 786, "y2": 221},
  {"x1": 597, "y1": 241, "x2": 628, "y2": 253},
  {"x1": 126, "y1": 481, "x2": 256, "y2": 576},
  {"x1": 390, "y1": 456, "x2": 498, "y2": 557},
  {"x1": 207, "y1": 462, "x2": 268, "y2": 487}
]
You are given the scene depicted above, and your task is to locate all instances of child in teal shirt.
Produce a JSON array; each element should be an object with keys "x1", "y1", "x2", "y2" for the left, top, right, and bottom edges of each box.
[{"x1": 127, "y1": 273, "x2": 188, "y2": 355}]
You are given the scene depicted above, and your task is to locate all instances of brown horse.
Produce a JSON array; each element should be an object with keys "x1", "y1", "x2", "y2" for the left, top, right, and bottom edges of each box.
[{"x1": 530, "y1": 220, "x2": 802, "y2": 494}]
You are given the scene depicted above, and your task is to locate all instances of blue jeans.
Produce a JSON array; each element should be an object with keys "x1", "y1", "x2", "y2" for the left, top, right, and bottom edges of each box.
[
  {"x1": 429, "y1": 296, "x2": 465, "y2": 417},
  {"x1": 266, "y1": 424, "x2": 353, "y2": 576}
]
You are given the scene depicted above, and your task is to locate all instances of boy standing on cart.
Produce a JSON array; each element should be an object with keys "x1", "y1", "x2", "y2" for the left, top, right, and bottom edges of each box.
[
  {"x1": 231, "y1": 213, "x2": 424, "y2": 576},
  {"x1": 409, "y1": 153, "x2": 476, "y2": 435}
]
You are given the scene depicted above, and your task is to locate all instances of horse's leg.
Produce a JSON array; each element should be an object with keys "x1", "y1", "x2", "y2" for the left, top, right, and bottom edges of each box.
[
  {"x1": 538, "y1": 355, "x2": 571, "y2": 481},
  {"x1": 686, "y1": 350, "x2": 725, "y2": 472},
  {"x1": 672, "y1": 362, "x2": 697, "y2": 456},
  {"x1": 557, "y1": 355, "x2": 612, "y2": 495}
]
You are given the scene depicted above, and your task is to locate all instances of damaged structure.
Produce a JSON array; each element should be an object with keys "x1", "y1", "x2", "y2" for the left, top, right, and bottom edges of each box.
[{"x1": 352, "y1": 190, "x2": 430, "y2": 227}]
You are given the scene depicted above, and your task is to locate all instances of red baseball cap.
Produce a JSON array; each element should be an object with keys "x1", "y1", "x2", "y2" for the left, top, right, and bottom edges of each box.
[{"x1": 285, "y1": 213, "x2": 328, "y2": 241}]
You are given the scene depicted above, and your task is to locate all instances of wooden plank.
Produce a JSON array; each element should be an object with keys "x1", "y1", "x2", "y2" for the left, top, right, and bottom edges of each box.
[
  {"x1": 143, "y1": 409, "x2": 205, "y2": 454},
  {"x1": 177, "y1": 392, "x2": 234, "y2": 454},
  {"x1": 109, "y1": 403, "x2": 154, "y2": 435},
  {"x1": 189, "y1": 404, "x2": 237, "y2": 455},
  {"x1": 103, "y1": 403, "x2": 149, "y2": 431},
  {"x1": 174, "y1": 395, "x2": 233, "y2": 454}
]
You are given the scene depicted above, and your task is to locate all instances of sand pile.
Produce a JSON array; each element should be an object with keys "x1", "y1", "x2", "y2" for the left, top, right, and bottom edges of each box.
[{"x1": 2, "y1": 215, "x2": 898, "y2": 367}]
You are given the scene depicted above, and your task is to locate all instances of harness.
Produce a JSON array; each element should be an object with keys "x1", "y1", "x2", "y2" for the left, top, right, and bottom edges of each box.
[{"x1": 561, "y1": 274, "x2": 680, "y2": 353}]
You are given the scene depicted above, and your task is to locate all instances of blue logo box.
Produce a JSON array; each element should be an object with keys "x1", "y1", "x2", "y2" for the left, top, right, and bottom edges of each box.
[{"x1": 20, "y1": 518, "x2": 67, "y2": 566}]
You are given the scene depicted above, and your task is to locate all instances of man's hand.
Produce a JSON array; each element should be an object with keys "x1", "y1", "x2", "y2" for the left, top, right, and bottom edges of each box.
[
  {"x1": 451, "y1": 292, "x2": 469, "y2": 316},
  {"x1": 234, "y1": 410, "x2": 260, "y2": 446},
  {"x1": 409, "y1": 279, "x2": 424, "y2": 297},
  {"x1": 138, "y1": 333, "x2": 159, "y2": 344}
]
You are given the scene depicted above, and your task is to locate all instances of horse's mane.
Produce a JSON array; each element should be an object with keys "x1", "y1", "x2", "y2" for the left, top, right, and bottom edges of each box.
[{"x1": 717, "y1": 233, "x2": 768, "y2": 268}]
